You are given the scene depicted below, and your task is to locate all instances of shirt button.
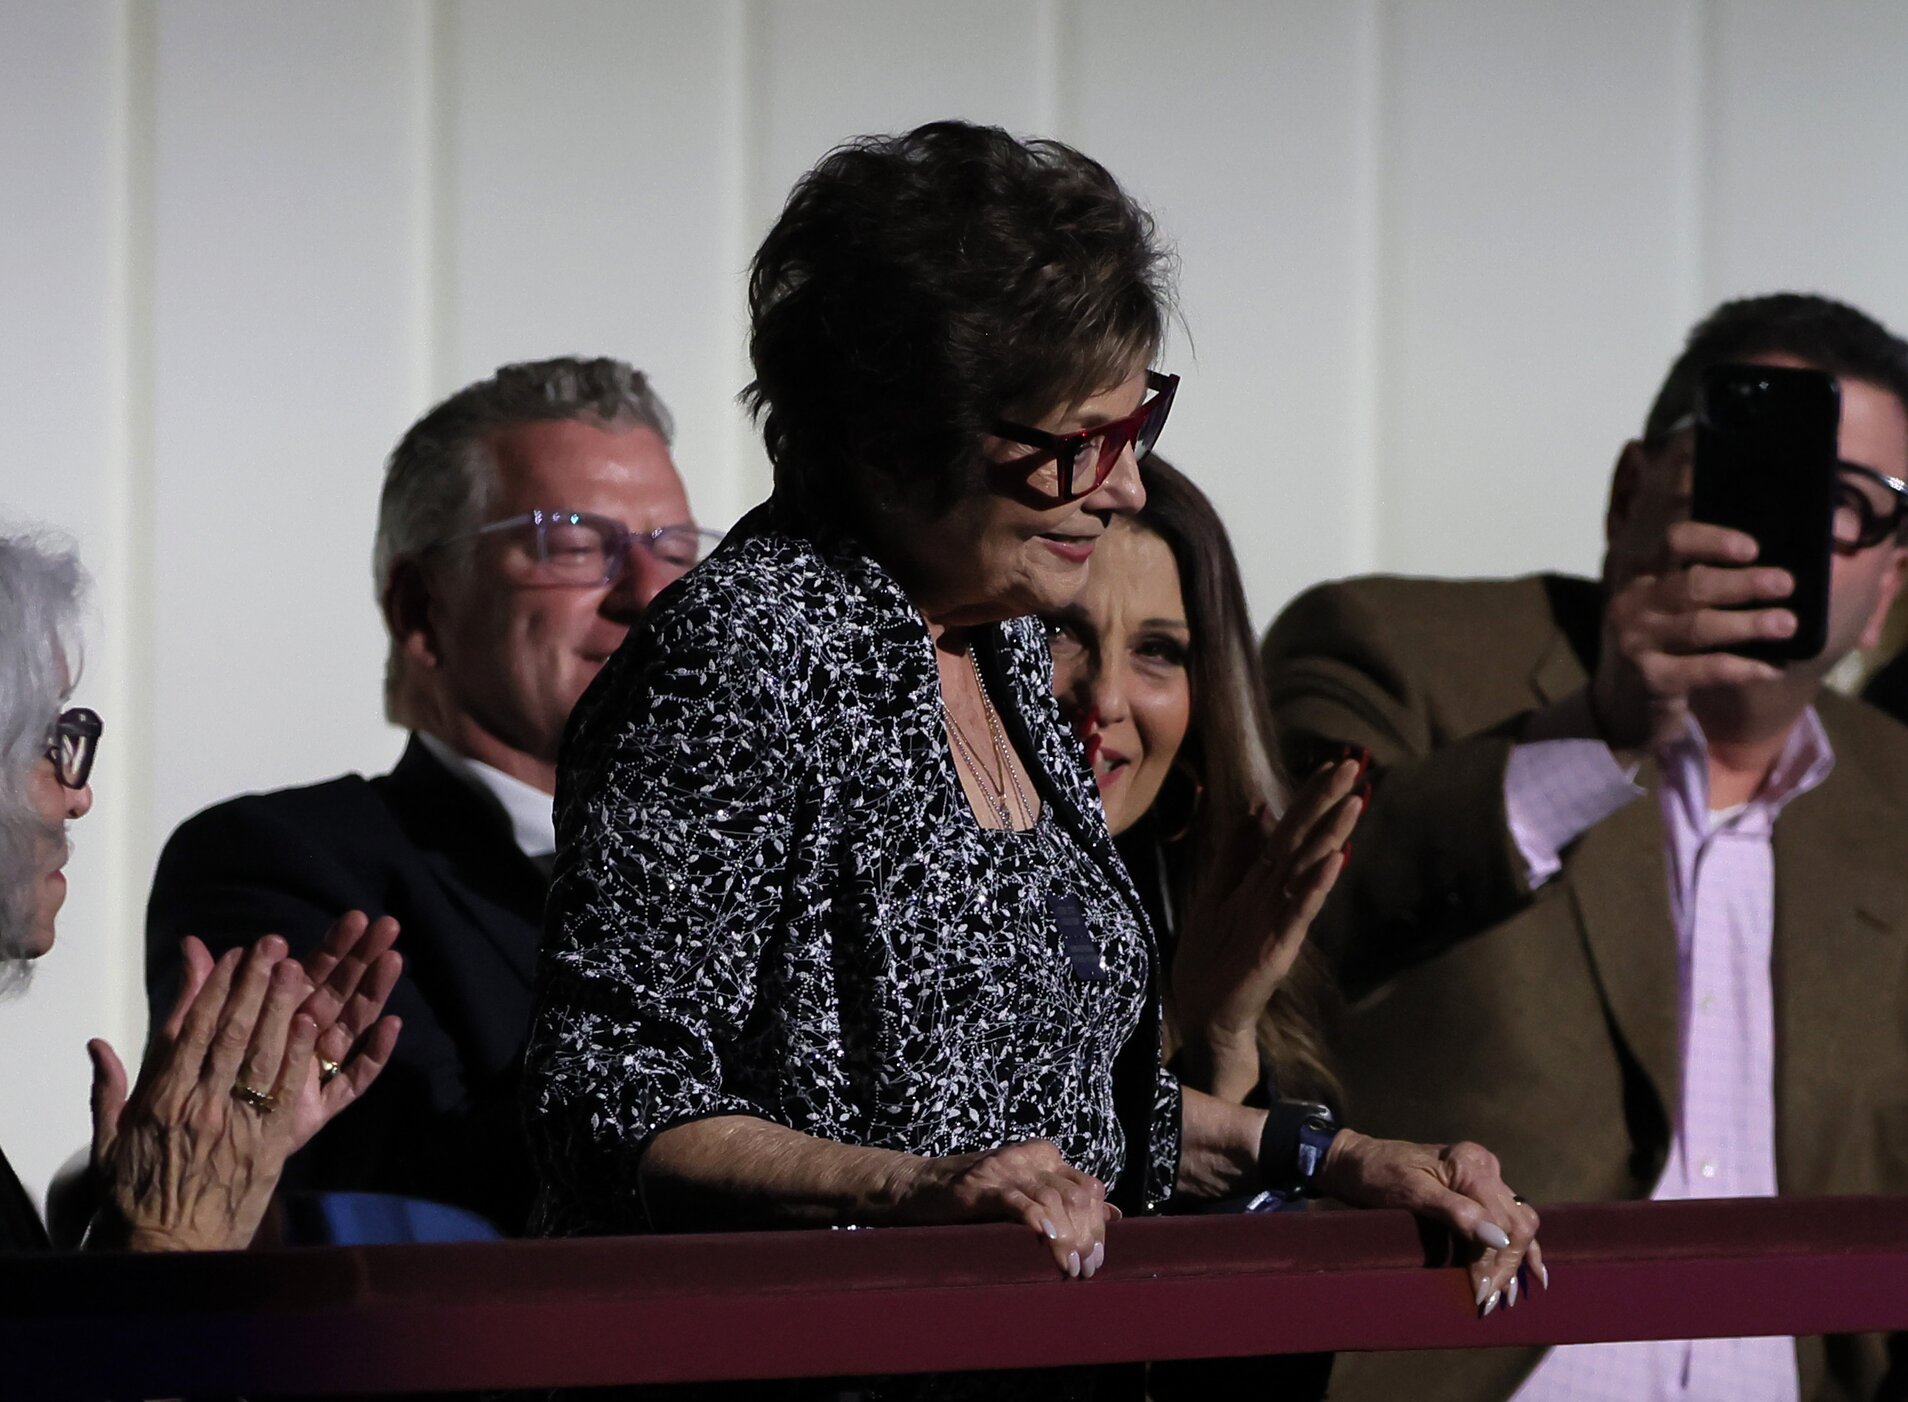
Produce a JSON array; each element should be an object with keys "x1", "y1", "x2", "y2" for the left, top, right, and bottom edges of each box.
[
  {"x1": 1698, "y1": 992, "x2": 1716, "y2": 1014},
  {"x1": 1699, "y1": 1158, "x2": 1719, "y2": 1180}
]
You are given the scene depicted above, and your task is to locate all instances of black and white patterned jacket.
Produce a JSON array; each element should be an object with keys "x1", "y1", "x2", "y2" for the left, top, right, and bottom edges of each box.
[{"x1": 525, "y1": 503, "x2": 1183, "y2": 1236}]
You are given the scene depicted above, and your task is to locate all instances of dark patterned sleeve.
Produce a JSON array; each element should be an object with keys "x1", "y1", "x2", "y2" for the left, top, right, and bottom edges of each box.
[
  {"x1": 1149, "y1": 1066, "x2": 1184, "y2": 1209},
  {"x1": 525, "y1": 589, "x2": 813, "y2": 1229}
]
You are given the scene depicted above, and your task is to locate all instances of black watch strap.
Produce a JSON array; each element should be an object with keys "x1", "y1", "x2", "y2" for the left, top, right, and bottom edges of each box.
[{"x1": 1258, "y1": 1099, "x2": 1339, "y2": 1197}]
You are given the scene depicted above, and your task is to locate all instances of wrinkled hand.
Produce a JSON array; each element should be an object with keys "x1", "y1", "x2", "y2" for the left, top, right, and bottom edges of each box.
[
  {"x1": 888, "y1": 1139, "x2": 1118, "y2": 1280},
  {"x1": 1172, "y1": 759, "x2": 1363, "y2": 1101},
  {"x1": 86, "y1": 937, "x2": 317, "y2": 1251},
  {"x1": 1593, "y1": 518, "x2": 1792, "y2": 757},
  {"x1": 1317, "y1": 1130, "x2": 1544, "y2": 1315},
  {"x1": 289, "y1": 911, "x2": 404, "y2": 1150}
]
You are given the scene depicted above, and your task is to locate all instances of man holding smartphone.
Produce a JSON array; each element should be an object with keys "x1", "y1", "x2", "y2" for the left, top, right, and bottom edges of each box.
[{"x1": 1264, "y1": 293, "x2": 1908, "y2": 1402}]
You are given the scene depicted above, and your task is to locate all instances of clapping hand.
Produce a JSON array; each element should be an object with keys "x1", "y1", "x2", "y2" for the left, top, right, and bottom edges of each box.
[
  {"x1": 290, "y1": 910, "x2": 403, "y2": 1150},
  {"x1": 1171, "y1": 758, "x2": 1364, "y2": 1101},
  {"x1": 84, "y1": 912, "x2": 402, "y2": 1252}
]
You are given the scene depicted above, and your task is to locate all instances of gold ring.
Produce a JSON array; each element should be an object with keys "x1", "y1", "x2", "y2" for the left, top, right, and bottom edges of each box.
[
  {"x1": 318, "y1": 1057, "x2": 343, "y2": 1086},
  {"x1": 231, "y1": 1082, "x2": 278, "y2": 1115}
]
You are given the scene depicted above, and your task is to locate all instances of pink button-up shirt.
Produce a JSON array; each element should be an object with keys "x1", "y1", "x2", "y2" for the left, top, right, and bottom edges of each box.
[{"x1": 1506, "y1": 706, "x2": 1833, "y2": 1402}]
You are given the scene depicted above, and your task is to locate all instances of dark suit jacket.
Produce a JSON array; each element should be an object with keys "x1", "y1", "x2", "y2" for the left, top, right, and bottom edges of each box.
[
  {"x1": 146, "y1": 736, "x2": 547, "y2": 1232},
  {"x1": 1264, "y1": 572, "x2": 1908, "y2": 1402},
  {"x1": 0, "y1": 1142, "x2": 48, "y2": 1251},
  {"x1": 1863, "y1": 645, "x2": 1908, "y2": 725}
]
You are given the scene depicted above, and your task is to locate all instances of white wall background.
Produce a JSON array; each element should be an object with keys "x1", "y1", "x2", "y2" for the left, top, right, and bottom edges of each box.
[{"x1": 5, "y1": 0, "x2": 1908, "y2": 1211}]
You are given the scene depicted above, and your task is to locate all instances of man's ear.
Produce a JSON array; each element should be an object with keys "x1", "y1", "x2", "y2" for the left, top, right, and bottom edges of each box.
[
  {"x1": 1604, "y1": 440, "x2": 1648, "y2": 546},
  {"x1": 1859, "y1": 547, "x2": 1908, "y2": 652},
  {"x1": 383, "y1": 559, "x2": 443, "y2": 673}
]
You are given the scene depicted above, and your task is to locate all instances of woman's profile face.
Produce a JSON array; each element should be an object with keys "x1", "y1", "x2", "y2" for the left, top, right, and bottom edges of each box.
[
  {"x1": 901, "y1": 367, "x2": 1151, "y2": 626},
  {"x1": 20, "y1": 736, "x2": 91, "y2": 957},
  {"x1": 1048, "y1": 521, "x2": 1193, "y2": 836}
]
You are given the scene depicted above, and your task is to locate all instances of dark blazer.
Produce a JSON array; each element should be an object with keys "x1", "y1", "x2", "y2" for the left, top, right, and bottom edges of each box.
[
  {"x1": 1863, "y1": 644, "x2": 1908, "y2": 724},
  {"x1": 0, "y1": 1142, "x2": 49, "y2": 1251},
  {"x1": 146, "y1": 736, "x2": 547, "y2": 1232},
  {"x1": 1264, "y1": 572, "x2": 1908, "y2": 1402}
]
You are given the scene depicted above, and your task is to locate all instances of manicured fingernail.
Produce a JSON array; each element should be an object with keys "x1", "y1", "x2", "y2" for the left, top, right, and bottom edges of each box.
[
  {"x1": 1536, "y1": 1262, "x2": 1550, "y2": 1291},
  {"x1": 1506, "y1": 1277, "x2": 1519, "y2": 1308},
  {"x1": 1339, "y1": 840, "x2": 1353, "y2": 862},
  {"x1": 1474, "y1": 1276, "x2": 1493, "y2": 1306},
  {"x1": 1067, "y1": 1250, "x2": 1081, "y2": 1279},
  {"x1": 1041, "y1": 1219, "x2": 1058, "y2": 1240},
  {"x1": 1085, "y1": 1241, "x2": 1104, "y2": 1277},
  {"x1": 1481, "y1": 1289, "x2": 1501, "y2": 1318},
  {"x1": 1478, "y1": 1222, "x2": 1511, "y2": 1250}
]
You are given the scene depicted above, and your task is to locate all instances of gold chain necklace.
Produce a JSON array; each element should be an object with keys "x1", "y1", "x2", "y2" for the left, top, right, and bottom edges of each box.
[
  {"x1": 972, "y1": 655, "x2": 1035, "y2": 828},
  {"x1": 942, "y1": 653, "x2": 1032, "y2": 830},
  {"x1": 946, "y1": 704, "x2": 1015, "y2": 828}
]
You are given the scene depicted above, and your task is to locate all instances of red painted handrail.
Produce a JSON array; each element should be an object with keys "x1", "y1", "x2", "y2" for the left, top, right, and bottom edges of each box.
[{"x1": 4, "y1": 1196, "x2": 1906, "y2": 1398}]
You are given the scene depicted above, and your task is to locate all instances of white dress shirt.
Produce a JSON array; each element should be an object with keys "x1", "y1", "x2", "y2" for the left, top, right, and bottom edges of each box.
[{"x1": 415, "y1": 732, "x2": 556, "y2": 863}]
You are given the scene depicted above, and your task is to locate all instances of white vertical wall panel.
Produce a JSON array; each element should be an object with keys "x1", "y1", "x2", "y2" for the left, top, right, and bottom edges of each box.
[
  {"x1": 147, "y1": 2, "x2": 421, "y2": 851},
  {"x1": 752, "y1": 0, "x2": 1054, "y2": 214},
  {"x1": 1070, "y1": 0, "x2": 1377, "y2": 628},
  {"x1": 1704, "y1": 0, "x2": 1908, "y2": 327},
  {"x1": 744, "y1": 0, "x2": 1059, "y2": 510},
  {"x1": 1378, "y1": 0, "x2": 1699, "y2": 583},
  {"x1": 443, "y1": 0, "x2": 756, "y2": 529},
  {"x1": 0, "y1": 0, "x2": 135, "y2": 1219}
]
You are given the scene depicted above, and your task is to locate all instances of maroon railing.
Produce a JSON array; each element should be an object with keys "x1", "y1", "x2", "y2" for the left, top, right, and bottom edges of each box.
[{"x1": 4, "y1": 1196, "x2": 1907, "y2": 1398}]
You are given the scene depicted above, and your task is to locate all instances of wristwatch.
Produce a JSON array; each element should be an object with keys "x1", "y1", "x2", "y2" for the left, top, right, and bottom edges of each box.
[{"x1": 1258, "y1": 1099, "x2": 1340, "y2": 1198}]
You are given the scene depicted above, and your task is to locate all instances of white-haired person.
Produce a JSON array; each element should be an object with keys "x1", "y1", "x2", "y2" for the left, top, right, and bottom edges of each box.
[{"x1": 0, "y1": 528, "x2": 402, "y2": 1251}]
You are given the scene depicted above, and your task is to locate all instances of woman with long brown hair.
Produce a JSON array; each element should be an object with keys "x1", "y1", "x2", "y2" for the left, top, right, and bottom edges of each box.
[
  {"x1": 1048, "y1": 455, "x2": 1350, "y2": 1119},
  {"x1": 1048, "y1": 459, "x2": 1543, "y2": 1315}
]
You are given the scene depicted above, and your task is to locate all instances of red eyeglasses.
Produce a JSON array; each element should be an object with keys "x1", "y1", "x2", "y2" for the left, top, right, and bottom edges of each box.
[{"x1": 991, "y1": 371, "x2": 1179, "y2": 502}]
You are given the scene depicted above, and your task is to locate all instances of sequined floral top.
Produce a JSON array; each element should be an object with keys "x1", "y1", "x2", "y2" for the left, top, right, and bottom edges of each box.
[{"x1": 525, "y1": 504, "x2": 1182, "y2": 1236}]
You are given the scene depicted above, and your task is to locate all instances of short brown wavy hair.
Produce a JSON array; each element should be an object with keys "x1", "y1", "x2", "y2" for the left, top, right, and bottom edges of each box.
[
  {"x1": 744, "y1": 121, "x2": 1174, "y2": 534},
  {"x1": 1644, "y1": 291, "x2": 1908, "y2": 445}
]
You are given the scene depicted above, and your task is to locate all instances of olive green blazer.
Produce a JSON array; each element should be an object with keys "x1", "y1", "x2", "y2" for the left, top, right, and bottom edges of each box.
[{"x1": 1263, "y1": 571, "x2": 1908, "y2": 1402}]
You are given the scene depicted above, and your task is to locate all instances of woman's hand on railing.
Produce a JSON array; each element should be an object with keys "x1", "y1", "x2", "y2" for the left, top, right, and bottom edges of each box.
[
  {"x1": 1171, "y1": 759, "x2": 1364, "y2": 1102},
  {"x1": 1315, "y1": 1130, "x2": 1544, "y2": 1315},
  {"x1": 887, "y1": 1138, "x2": 1119, "y2": 1281}
]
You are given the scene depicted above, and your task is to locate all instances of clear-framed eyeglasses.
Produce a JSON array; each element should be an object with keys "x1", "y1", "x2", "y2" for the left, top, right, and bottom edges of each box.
[
  {"x1": 46, "y1": 707, "x2": 102, "y2": 790},
  {"x1": 436, "y1": 510, "x2": 723, "y2": 588}
]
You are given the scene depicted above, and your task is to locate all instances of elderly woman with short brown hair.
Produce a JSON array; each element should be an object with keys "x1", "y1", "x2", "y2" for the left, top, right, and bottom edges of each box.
[{"x1": 525, "y1": 123, "x2": 1535, "y2": 1374}]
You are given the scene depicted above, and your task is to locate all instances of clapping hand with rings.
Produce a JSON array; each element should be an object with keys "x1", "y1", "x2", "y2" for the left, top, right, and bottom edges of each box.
[
  {"x1": 83, "y1": 912, "x2": 402, "y2": 1252},
  {"x1": 286, "y1": 910, "x2": 404, "y2": 1151}
]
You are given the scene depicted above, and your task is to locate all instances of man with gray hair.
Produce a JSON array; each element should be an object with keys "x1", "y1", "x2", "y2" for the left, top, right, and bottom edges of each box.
[{"x1": 147, "y1": 357, "x2": 711, "y2": 1236}]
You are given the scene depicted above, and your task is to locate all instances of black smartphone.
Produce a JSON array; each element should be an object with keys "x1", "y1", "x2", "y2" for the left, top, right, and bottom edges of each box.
[{"x1": 1690, "y1": 363, "x2": 1840, "y2": 663}]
